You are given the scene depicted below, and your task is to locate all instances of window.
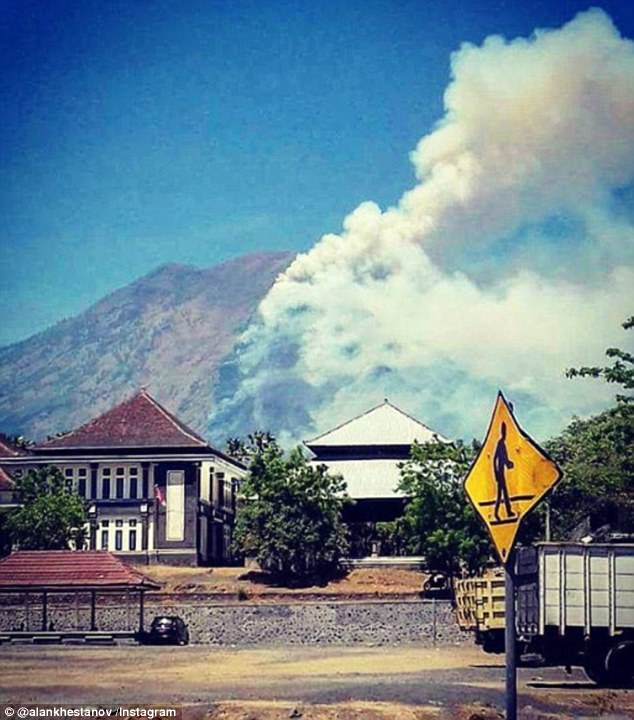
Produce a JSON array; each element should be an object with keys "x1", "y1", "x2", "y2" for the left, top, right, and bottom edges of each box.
[
  {"x1": 217, "y1": 474, "x2": 232, "y2": 509},
  {"x1": 100, "y1": 467, "x2": 111, "y2": 500},
  {"x1": 101, "y1": 520, "x2": 109, "y2": 527},
  {"x1": 98, "y1": 465, "x2": 140, "y2": 499},
  {"x1": 130, "y1": 466, "x2": 139, "y2": 498},
  {"x1": 62, "y1": 468, "x2": 74, "y2": 492},
  {"x1": 216, "y1": 472, "x2": 225, "y2": 508},
  {"x1": 76, "y1": 467, "x2": 87, "y2": 495},
  {"x1": 115, "y1": 519, "x2": 123, "y2": 527},
  {"x1": 129, "y1": 520, "x2": 137, "y2": 551},
  {"x1": 115, "y1": 530, "x2": 123, "y2": 551},
  {"x1": 100, "y1": 530, "x2": 109, "y2": 550},
  {"x1": 204, "y1": 466, "x2": 214, "y2": 502}
]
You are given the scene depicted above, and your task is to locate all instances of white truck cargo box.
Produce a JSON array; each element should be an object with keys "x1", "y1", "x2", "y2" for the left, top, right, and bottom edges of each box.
[{"x1": 538, "y1": 543, "x2": 634, "y2": 636}]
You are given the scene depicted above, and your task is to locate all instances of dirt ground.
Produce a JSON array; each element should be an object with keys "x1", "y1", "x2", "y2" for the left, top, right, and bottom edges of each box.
[
  {"x1": 204, "y1": 699, "x2": 462, "y2": 719},
  {"x1": 133, "y1": 565, "x2": 427, "y2": 599},
  {"x1": 202, "y1": 698, "x2": 630, "y2": 720},
  {"x1": 2, "y1": 644, "x2": 633, "y2": 719}
]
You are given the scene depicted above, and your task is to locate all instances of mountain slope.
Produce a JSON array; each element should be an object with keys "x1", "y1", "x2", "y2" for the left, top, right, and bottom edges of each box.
[{"x1": 0, "y1": 251, "x2": 292, "y2": 442}]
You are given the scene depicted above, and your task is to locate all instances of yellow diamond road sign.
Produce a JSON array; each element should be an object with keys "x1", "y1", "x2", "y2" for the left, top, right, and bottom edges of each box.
[{"x1": 464, "y1": 392, "x2": 563, "y2": 564}]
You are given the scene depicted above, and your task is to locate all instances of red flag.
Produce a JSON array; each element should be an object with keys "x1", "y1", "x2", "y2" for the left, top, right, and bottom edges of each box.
[{"x1": 154, "y1": 483, "x2": 166, "y2": 508}]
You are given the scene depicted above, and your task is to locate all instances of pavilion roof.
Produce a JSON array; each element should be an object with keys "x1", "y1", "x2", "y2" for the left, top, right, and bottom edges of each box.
[
  {"x1": 0, "y1": 551, "x2": 160, "y2": 591},
  {"x1": 305, "y1": 399, "x2": 446, "y2": 448}
]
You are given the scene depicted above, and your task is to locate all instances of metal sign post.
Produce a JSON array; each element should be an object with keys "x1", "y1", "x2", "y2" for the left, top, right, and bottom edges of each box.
[
  {"x1": 505, "y1": 550, "x2": 517, "y2": 720},
  {"x1": 464, "y1": 392, "x2": 563, "y2": 720}
]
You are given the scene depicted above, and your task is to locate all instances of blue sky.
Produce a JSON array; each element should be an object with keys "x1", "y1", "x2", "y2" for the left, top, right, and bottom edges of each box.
[{"x1": 1, "y1": 0, "x2": 634, "y2": 347}]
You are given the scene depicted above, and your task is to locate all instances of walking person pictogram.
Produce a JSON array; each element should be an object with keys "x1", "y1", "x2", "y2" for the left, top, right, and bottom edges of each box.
[{"x1": 493, "y1": 421, "x2": 516, "y2": 521}]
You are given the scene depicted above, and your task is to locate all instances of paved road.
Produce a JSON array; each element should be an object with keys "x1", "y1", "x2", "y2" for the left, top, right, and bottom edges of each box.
[{"x1": 0, "y1": 644, "x2": 630, "y2": 717}]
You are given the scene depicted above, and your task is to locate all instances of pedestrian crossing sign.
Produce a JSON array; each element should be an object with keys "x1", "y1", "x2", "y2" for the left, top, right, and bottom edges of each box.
[{"x1": 463, "y1": 392, "x2": 563, "y2": 565}]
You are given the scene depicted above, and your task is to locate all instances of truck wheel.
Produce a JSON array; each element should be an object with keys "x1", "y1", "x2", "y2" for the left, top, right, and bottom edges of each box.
[
  {"x1": 583, "y1": 650, "x2": 610, "y2": 686},
  {"x1": 605, "y1": 641, "x2": 634, "y2": 688},
  {"x1": 482, "y1": 631, "x2": 505, "y2": 654}
]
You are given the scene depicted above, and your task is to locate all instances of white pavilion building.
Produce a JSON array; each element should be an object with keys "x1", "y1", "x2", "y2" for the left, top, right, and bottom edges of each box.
[{"x1": 304, "y1": 399, "x2": 447, "y2": 557}]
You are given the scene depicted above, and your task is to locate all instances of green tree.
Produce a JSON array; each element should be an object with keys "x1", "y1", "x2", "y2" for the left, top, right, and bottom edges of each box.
[
  {"x1": 225, "y1": 431, "x2": 276, "y2": 465},
  {"x1": 565, "y1": 315, "x2": 634, "y2": 406},
  {"x1": 7, "y1": 466, "x2": 87, "y2": 550},
  {"x1": 395, "y1": 440, "x2": 491, "y2": 579},
  {"x1": 233, "y1": 440, "x2": 349, "y2": 582},
  {"x1": 545, "y1": 408, "x2": 634, "y2": 537},
  {"x1": 547, "y1": 315, "x2": 634, "y2": 537},
  {"x1": 546, "y1": 316, "x2": 634, "y2": 538}
]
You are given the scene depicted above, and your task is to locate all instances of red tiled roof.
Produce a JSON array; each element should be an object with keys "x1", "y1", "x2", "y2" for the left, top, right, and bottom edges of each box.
[
  {"x1": 0, "y1": 435, "x2": 29, "y2": 457},
  {"x1": 0, "y1": 551, "x2": 160, "y2": 590},
  {"x1": 36, "y1": 389, "x2": 208, "y2": 450},
  {"x1": 0, "y1": 466, "x2": 13, "y2": 490}
]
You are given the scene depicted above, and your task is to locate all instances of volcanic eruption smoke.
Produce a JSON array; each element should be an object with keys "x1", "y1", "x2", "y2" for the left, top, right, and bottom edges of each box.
[{"x1": 211, "y1": 9, "x2": 634, "y2": 443}]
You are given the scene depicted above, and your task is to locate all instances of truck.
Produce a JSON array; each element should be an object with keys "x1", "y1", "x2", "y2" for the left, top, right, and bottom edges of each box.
[
  {"x1": 454, "y1": 571, "x2": 505, "y2": 653},
  {"x1": 454, "y1": 542, "x2": 634, "y2": 686}
]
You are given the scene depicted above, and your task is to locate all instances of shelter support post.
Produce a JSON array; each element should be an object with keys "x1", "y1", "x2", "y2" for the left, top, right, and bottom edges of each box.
[
  {"x1": 90, "y1": 590, "x2": 96, "y2": 631},
  {"x1": 41, "y1": 591, "x2": 48, "y2": 631},
  {"x1": 138, "y1": 591, "x2": 145, "y2": 635}
]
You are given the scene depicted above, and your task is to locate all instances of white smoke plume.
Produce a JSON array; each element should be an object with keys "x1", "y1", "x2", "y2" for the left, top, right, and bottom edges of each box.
[{"x1": 212, "y1": 8, "x2": 634, "y2": 444}]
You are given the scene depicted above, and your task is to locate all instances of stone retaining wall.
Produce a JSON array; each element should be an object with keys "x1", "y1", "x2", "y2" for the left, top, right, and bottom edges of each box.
[{"x1": 0, "y1": 598, "x2": 467, "y2": 646}]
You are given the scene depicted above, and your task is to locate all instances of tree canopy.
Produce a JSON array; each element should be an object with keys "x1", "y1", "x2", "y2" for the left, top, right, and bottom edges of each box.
[
  {"x1": 392, "y1": 440, "x2": 491, "y2": 578},
  {"x1": 545, "y1": 407, "x2": 633, "y2": 537},
  {"x1": 233, "y1": 439, "x2": 349, "y2": 582},
  {"x1": 547, "y1": 316, "x2": 634, "y2": 537},
  {"x1": 6, "y1": 466, "x2": 87, "y2": 550},
  {"x1": 565, "y1": 315, "x2": 634, "y2": 406},
  {"x1": 225, "y1": 431, "x2": 276, "y2": 465}
]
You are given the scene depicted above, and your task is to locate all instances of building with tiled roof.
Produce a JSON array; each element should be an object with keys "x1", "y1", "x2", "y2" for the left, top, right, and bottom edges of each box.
[
  {"x1": 1, "y1": 390, "x2": 246, "y2": 566},
  {"x1": 305, "y1": 399, "x2": 447, "y2": 557}
]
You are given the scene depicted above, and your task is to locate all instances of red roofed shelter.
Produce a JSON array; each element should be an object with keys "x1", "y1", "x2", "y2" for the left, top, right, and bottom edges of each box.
[
  {"x1": 0, "y1": 550, "x2": 159, "y2": 637},
  {"x1": 0, "y1": 390, "x2": 245, "y2": 566}
]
